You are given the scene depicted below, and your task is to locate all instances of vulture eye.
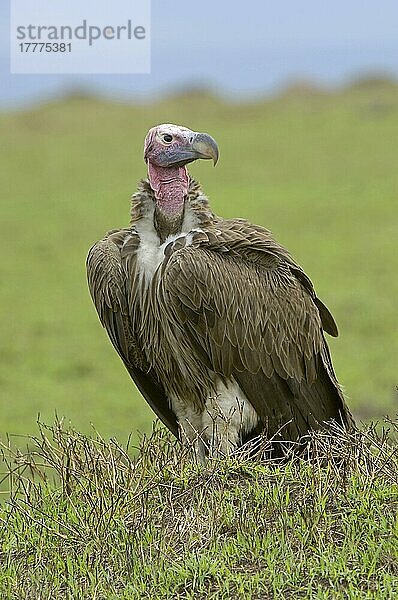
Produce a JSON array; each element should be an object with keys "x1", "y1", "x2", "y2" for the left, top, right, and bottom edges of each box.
[{"x1": 162, "y1": 134, "x2": 173, "y2": 143}]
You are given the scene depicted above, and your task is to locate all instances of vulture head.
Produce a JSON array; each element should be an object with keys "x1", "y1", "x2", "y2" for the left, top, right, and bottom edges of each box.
[
  {"x1": 143, "y1": 124, "x2": 219, "y2": 224},
  {"x1": 144, "y1": 123, "x2": 219, "y2": 169}
]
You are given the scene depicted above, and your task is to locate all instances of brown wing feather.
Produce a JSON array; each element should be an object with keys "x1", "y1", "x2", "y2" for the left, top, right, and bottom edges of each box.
[
  {"x1": 86, "y1": 230, "x2": 179, "y2": 438},
  {"x1": 161, "y1": 220, "x2": 354, "y2": 440}
]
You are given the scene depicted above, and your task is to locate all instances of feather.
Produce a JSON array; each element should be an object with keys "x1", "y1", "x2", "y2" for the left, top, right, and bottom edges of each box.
[
  {"x1": 87, "y1": 174, "x2": 354, "y2": 453},
  {"x1": 86, "y1": 229, "x2": 179, "y2": 438}
]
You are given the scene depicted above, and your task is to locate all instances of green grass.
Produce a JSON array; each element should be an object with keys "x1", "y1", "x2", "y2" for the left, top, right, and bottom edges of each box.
[
  {"x1": 0, "y1": 420, "x2": 397, "y2": 599},
  {"x1": 0, "y1": 82, "x2": 398, "y2": 442}
]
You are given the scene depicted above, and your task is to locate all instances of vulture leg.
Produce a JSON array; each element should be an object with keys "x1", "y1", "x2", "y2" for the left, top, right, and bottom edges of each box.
[
  {"x1": 201, "y1": 381, "x2": 259, "y2": 458},
  {"x1": 170, "y1": 396, "x2": 206, "y2": 464}
]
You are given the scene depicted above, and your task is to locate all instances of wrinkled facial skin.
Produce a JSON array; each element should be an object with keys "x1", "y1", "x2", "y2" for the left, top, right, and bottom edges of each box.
[{"x1": 144, "y1": 124, "x2": 219, "y2": 168}]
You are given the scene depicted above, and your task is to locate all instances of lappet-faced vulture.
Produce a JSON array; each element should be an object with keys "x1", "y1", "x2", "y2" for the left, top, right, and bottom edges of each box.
[{"x1": 87, "y1": 123, "x2": 354, "y2": 461}]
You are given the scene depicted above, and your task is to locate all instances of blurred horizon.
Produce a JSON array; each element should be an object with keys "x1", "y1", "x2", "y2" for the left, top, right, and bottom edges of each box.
[{"x1": 1, "y1": 0, "x2": 398, "y2": 109}]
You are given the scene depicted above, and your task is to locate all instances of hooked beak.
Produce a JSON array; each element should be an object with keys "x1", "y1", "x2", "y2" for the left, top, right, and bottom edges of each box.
[{"x1": 190, "y1": 132, "x2": 219, "y2": 166}]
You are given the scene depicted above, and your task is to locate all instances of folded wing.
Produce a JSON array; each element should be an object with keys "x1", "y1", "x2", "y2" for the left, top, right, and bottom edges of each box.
[
  {"x1": 160, "y1": 221, "x2": 354, "y2": 441},
  {"x1": 86, "y1": 230, "x2": 179, "y2": 438}
]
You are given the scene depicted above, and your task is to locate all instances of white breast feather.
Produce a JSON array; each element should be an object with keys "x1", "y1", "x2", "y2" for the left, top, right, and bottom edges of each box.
[{"x1": 133, "y1": 208, "x2": 202, "y2": 286}]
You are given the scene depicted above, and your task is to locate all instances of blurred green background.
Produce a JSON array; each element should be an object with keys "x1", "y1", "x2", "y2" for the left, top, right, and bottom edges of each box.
[{"x1": 1, "y1": 80, "x2": 397, "y2": 443}]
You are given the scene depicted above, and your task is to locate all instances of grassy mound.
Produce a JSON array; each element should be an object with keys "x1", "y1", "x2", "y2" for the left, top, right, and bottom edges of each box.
[{"x1": 1, "y1": 421, "x2": 397, "y2": 599}]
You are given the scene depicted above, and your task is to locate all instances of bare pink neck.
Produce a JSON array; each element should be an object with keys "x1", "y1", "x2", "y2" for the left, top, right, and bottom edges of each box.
[{"x1": 147, "y1": 161, "x2": 189, "y2": 217}]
